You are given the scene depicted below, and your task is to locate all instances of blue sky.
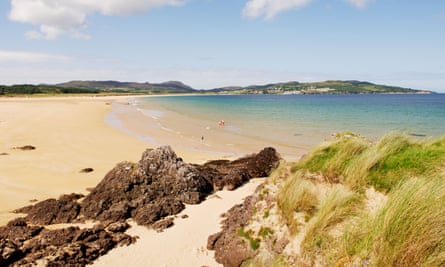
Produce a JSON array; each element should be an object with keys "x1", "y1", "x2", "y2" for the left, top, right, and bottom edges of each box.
[{"x1": 0, "y1": 0, "x2": 444, "y2": 91}]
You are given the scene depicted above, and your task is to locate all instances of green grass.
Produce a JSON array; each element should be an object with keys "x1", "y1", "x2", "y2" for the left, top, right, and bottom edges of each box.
[
  {"x1": 293, "y1": 136, "x2": 369, "y2": 183},
  {"x1": 238, "y1": 227, "x2": 261, "y2": 251},
  {"x1": 294, "y1": 133, "x2": 445, "y2": 192},
  {"x1": 258, "y1": 227, "x2": 274, "y2": 238},
  {"x1": 277, "y1": 172, "x2": 319, "y2": 234},
  {"x1": 371, "y1": 177, "x2": 445, "y2": 266},
  {"x1": 240, "y1": 255, "x2": 290, "y2": 267},
  {"x1": 301, "y1": 185, "x2": 362, "y2": 262},
  {"x1": 242, "y1": 133, "x2": 445, "y2": 266},
  {"x1": 367, "y1": 134, "x2": 445, "y2": 191}
]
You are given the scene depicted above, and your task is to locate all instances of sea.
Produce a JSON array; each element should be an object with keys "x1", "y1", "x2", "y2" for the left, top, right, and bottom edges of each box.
[{"x1": 125, "y1": 94, "x2": 445, "y2": 158}]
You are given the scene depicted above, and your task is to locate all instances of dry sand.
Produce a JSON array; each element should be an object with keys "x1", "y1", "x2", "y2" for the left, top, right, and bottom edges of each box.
[
  {"x1": 0, "y1": 96, "x2": 149, "y2": 223},
  {"x1": 92, "y1": 179, "x2": 264, "y2": 267},
  {"x1": 0, "y1": 95, "x2": 274, "y2": 267}
]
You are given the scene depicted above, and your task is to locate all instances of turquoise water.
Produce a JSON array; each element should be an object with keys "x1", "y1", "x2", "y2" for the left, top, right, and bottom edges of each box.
[{"x1": 133, "y1": 94, "x2": 445, "y2": 157}]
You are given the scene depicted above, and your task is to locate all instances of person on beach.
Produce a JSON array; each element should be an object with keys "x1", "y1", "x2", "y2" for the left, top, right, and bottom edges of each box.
[
  {"x1": 218, "y1": 119, "x2": 225, "y2": 127},
  {"x1": 201, "y1": 135, "x2": 204, "y2": 142}
]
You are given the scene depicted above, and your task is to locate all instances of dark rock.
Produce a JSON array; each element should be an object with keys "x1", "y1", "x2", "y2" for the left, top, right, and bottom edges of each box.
[
  {"x1": 13, "y1": 145, "x2": 36, "y2": 150},
  {"x1": 80, "y1": 168, "x2": 94, "y2": 173},
  {"x1": 152, "y1": 217, "x2": 174, "y2": 232},
  {"x1": 14, "y1": 193, "x2": 84, "y2": 225},
  {"x1": 106, "y1": 222, "x2": 130, "y2": 233},
  {"x1": 0, "y1": 220, "x2": 43, "y2": 242},
  {"x1": 0, "y1": 223, "x2": 136, "y2": 266},
  {"x1": 80, "y1": 146, "x2": 214, "y2": 223},
  {"x1": 15, "y1": 146, "x2": 279, "y2": 229},
  {"x1": 207, "y1": 232, "x2": 222, "y2": 250},
  {"x1": 132, "y1": 198, "x2": 185, "y2": 226},
  {"x1": 0, "y1": 239, "x2": 23, "y2": 266},
  {"x1": 2, "y1": 146, "x2": 281, "y2": 266},
  {"x1": 197, "y1": 147, "x2": 280, "y2": 191},
  {"x1": 7, "y1": 217, "x2": 27, "y2": 227},
  {"x1": 0, "y1": 152, "x2": 8, "y2": 156},
  {"x1": 207, "y1": 195, "x2": 260, "y2": 267}
]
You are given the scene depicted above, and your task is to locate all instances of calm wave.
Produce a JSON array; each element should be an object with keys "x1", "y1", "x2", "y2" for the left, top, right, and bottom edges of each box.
[{"x1": 132, "y1": 94, "x2": 445, "y2": 156}]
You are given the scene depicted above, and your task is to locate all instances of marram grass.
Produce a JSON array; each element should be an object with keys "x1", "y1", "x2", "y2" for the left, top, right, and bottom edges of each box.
[
  {"x1": 301, "y1": 185, "x2": 362, "y2": 260},
  {"x1": 294, "y1": 132, "x2": 445, "y2": 192},
  {"x1": 277, "y1": 171, "x2": 319, "y2": 235},
  {"x1": 251, "y1": 133, "x2": 445, "y2": 266},
  {"x1": 371, "y1": 177, "x2": 445, "y2": 266}
]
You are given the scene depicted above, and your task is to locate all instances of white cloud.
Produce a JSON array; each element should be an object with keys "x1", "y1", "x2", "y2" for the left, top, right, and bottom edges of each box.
[
  {"x1": 8, "y1": 0, "x2": 186, "y2": 39},
  {"x1": 0, "y1": 50, "x2": 72, "y2": 63},
  {"x1": 344, "y1": 0, "x2": 373, "y2": 9},
  {"x1": 243, "y1": 0, "x2": 312, "y2": 19}
]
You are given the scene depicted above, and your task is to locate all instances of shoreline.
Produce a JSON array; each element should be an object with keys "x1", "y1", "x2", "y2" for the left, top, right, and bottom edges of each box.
[
  {"x1": 0, "y1": 95, "x2": 291, "y2": 266},
  {"x1": 107, "y1": 95, "x2": 310, "y2": 162},
  {"x1": 1, "y1": 94, "x2": 297, "y2": 217}
]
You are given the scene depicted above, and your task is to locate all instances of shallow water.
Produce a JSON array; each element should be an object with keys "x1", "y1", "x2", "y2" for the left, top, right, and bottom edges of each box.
[{"x1": 122, "y1": 94, "x2": 445, "y2": 158}]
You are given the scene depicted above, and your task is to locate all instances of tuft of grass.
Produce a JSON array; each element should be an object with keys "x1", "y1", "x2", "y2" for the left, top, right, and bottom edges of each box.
[
  {"x1": 366, "y1": 134, "x2": 445, "y2": 191},
  {"x1": 294, "y1": 136, "x2": 369, "y2": 182},
  {"x1": 268, "y1": 160, "x2": 289, "y2": 184},
  {"x1": 335, "y1": 213, "x2": 374, "y2": 265},
  {"x1": 258, "y1": 227, "x2": 274, "y2": 238},
  {"x1": 270, "y1": 256, "x2": 290, "y2": 267},
  {"x1": 301, "y1": 185, "x2": 362, "y2": 262},
  {"x1": 240, "y1": 255, "x2": 290, "y2": 267},
  {"x1": 238, "y1": 227, "x2": 261, "y2": 251},
  {"x1": 295, "y1": 133, "x2": 445, "y2": 192},
  {"x1": 371, "y1": 177, "x2": 445, "y2": 266},
  {"x1": 337, "y1": 177, "x2": 445, "y2": 266},
  {"x1": 277, "y1": 172, "x2": 319, "y2": 234}
]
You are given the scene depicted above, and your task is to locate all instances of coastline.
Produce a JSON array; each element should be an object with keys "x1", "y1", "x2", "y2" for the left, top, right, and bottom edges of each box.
[
  {"x1": 0, "y1": 95, "x2": 286, "y2": 266},
  {"x1": 108, "y1": 95, "x2": 310, "y2": 162}
]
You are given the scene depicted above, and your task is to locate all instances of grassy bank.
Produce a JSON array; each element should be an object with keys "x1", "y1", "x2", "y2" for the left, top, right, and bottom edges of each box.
[{"x1": 235, "y1": 133, "x2": 445, "y2": 266}]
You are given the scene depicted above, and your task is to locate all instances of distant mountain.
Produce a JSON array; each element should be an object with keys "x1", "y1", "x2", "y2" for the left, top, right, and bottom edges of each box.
[
  {"x1": 57, "y1": 80, "x2": 195, "y2": 94},
  {"x1": 0, "y1": 80, "x2": 433, "y2": 96},
  {"x1": 208, "y1": 80, "x2": 432, "y2": 94}
]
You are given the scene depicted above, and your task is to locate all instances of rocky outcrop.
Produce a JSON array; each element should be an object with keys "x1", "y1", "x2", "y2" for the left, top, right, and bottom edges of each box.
[
  {"x1": 80, "y1": 146, "x2": 215, "y2": 225},
  {"x1": 1, "y1": 146, "x2": 280, "y2": 266},
  {"x1": 196, "y1": 147, "x2": 280, "y2": 191},
  {"x1": 0, "y1": 219, "x2": 135, "y2": 266},
  {"x1": 14, "y1": 193, "x2": 84, "y2": 225},
  {"x1": 207, "y1": 195, "x2": 260, "y2": 267},
  {"x1": 80, "y1": 146, "x2": 278, "y2": 226}
]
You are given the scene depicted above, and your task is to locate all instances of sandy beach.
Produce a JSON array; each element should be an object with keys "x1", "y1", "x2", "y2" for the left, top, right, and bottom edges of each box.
[
  {"x1": 108, "y1": 97, "x2": 309, "y2": 162},
  {"x1": 0, "y1": 96, "x2": 149, "y2": 224},
  {"x1": 0, "y1": 95, "x2": 279, "y2": 267}
]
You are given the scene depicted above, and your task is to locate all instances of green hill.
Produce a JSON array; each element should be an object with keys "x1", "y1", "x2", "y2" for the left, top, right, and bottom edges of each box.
[
  {"x1": 209, "y1": 80, "x2": 431, "y2": 94},
  {"x1": 0, "y1": 84, "x2": 99, "y2": 95},
  {"x1": 57, "y1": 80, "x2": 196, "y2": 94},
  {"x1": 0, "y1": 80, "x2": 432, "y2": 96}
]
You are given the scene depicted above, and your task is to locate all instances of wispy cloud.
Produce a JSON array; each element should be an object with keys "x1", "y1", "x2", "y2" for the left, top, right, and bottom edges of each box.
[
  {"x1": 0, "y1": 50, "x2": 72, "y2": 63},
  {"x1": 8, "y1": 0, "x2": 186, "y2": 40},
  {"x1": 242, "y1": 0, "x2": 312, "y2": 20},
  {"x1": 344, "y1": 0, "x2": 374, "y2": 9},
  {"x1": 242, "y1": 0, "x2": 373, "y2": 20}
]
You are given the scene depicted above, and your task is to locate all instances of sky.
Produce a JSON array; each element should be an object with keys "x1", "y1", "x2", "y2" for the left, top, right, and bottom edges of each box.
[{"x1": 0, "y1": 0, "x2": 444, "y2": 92}]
